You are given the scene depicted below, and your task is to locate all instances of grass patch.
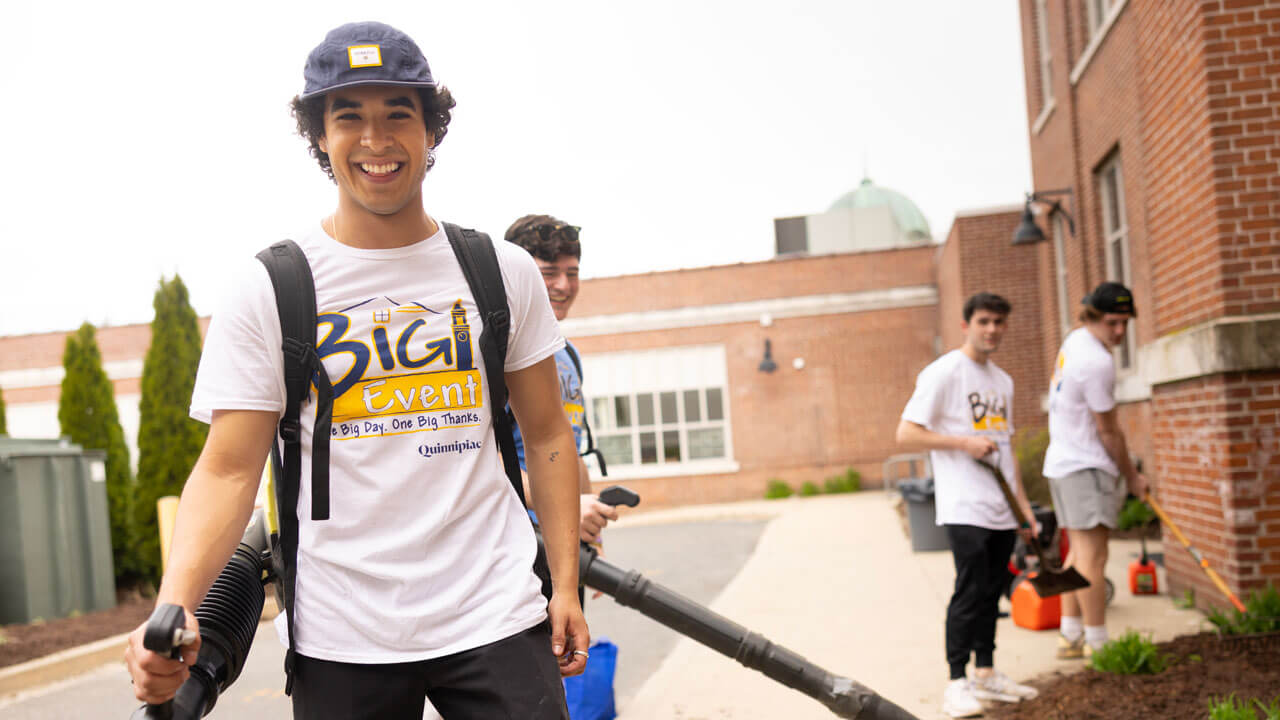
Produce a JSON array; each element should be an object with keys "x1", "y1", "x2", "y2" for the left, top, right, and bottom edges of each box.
[
  {"x1": 1087, "y1": 631, "x2": 1173, "y2": 675},
  {"x1": 1208, "y1": 693, "x2": 1280, "y2": 720},
  {"x1": 1207, "y1": 584, "x2": 1280, "y2": 636},
  {"x1": 1174, "y1": 588, "x2": 1197, "y2": 609},
  {"x1": 764, "y1": 479, "x2": 793, "y2": 499},
  {"x1": 822, "y1": 468, "x2": 861, "y2": 494}
]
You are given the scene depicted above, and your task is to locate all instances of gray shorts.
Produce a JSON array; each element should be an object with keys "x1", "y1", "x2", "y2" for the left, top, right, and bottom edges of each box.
[{"x1": 1048, "y1": 469, "x2": 1126, "y2": 530}]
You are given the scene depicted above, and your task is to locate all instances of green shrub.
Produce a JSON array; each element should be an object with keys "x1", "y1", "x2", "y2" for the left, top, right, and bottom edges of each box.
[
  {"x1": 1208, "y1": 693, "x2": 1280, "y2": 720},
  {"x1": 1117, "y1": 497, "x2": 1155, "y2": 531},
  {"x1": 59, "y1": 323, "x2": 135, "y2": 584},
  {"x1": 1087, "y1": 631, "x2": 1172, "y2": 674},
  {"x1": 1174, "y1": 588, "x2": 1197, "y2": 609},
  {"x1": 823, "y1": 468, "x2": 861, "y2": 494},
  {"x1": 1207, "y1": 584, "x2": 1280, "y2": 635},
  {"x1": 132, "y1": 276, "x2": 209, "y2": 585},
  {"x1": 0, "y1": 383, "x2": 7, "y2": 435},
  {"x1": 1014, "y1": 428, "x2": 1052, "y2": 507},
  {"x1": 799, "y1": 481, "x2": 820, "y2": 496},
  {"x1": 764, "y1": 480, "x2": 793, "y2": 499}
]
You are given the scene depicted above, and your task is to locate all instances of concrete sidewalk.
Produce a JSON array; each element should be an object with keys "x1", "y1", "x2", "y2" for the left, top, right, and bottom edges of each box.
[{"x1": 619, "y1": 492, "x2": 1206, "y2": 720}]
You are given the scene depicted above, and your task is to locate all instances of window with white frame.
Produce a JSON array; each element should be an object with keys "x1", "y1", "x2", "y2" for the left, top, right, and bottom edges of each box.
[
  {"x1": 1035, "y1": 0, "x2": 1054, "y2": 110},
  {"x1": 1085, "y1": 0, "x2": 1117, "y2": 37},
  {"x1": 1052, "y1": 212, "x2": 1072, "y2": 339},
  {"x1": 1097, "y1": 154, "x2": 1134, "y2": 369},
  {"x1": 583, "y1": 345, "x2": 734, "y2": 474}
]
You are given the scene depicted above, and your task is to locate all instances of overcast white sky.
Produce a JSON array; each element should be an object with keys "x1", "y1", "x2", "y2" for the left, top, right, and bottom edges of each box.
[{"x1": 0, "y1": 1, "x2": 1033, "y2": 338}]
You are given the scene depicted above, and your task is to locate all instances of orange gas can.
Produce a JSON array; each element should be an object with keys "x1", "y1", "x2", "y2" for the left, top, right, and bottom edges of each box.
[
  {"x1": 1129, "y1": 537, "x2": 1159, "y2": 595},
  {"x1": 1011, "y1": 573, "x2": 1061, "y2": 630}
]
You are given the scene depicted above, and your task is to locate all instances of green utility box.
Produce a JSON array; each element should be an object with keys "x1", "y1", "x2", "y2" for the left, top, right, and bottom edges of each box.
[{"x1": 0, "y1": 438, "x2": 116, "y2": 624}]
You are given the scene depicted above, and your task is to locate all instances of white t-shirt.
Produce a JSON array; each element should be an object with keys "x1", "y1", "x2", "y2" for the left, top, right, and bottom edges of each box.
[
  {"x1": 1043, "y1": 327, "x2": 1118, "y2": 478},
  {"x1": 900, "y1": 350, "x2": 1019, "y2": 530},
  {"x1": 190, "y1": 221, "x2": 564, "y2": 663}
]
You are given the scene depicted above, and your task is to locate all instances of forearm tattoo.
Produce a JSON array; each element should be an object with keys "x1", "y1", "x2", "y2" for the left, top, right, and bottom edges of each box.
[{"x1": 549, "y1": 451, "x2": 560, "y2": 463}]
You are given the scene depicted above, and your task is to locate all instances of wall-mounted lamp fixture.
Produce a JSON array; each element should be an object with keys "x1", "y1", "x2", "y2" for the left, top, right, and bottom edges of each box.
[
  {"x1": 758, "y1": 339, "x2": 778, "y2": 373},
  {"x1": 1013, "y1": 188, "x2": 1076, "y2": 245}
]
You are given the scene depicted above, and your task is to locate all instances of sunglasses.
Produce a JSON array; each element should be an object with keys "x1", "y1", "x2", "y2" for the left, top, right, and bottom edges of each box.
[{"x1": 521, "y1": 224, "x2": 581, "y2": 244}]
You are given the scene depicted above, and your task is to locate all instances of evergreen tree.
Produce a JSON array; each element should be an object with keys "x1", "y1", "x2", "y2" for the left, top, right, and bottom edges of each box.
[
  {"x1": 133, "y1": 275, "x2": 209, "y2": 584},
  {"x1": 59, "y1": 323, "x2": 135, "y2": 582},
  {"x1": 0, "y1": 383, "x2": 7, "y2": 435}
]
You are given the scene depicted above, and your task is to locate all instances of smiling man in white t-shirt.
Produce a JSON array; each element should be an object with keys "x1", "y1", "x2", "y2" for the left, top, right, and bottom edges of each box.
[
  {"x1": 897, "y1": 292, "x2": 1038, "y2": 717},
  {"x1": 1044, "y1": 281, "x2": 1148, "y2": 660},
  {"x1": 124, "y1": 22, "x2": 586, "y2": 720}
]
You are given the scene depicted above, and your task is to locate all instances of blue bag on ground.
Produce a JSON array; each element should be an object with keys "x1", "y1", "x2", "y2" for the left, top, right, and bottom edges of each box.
[{"x1": 563, "y1": 638, "x2": 617, "y2": 720}]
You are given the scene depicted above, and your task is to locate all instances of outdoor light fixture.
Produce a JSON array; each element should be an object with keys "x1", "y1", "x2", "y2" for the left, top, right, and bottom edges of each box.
[
  {"x1": 1013, "y1": 188, "x2": 1075, "y2": 245},
  {"x1": 758, "y1": 339, "x2": 778, "y2": 373}
]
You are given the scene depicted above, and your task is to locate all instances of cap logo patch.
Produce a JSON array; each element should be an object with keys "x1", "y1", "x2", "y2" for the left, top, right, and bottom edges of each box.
[{"x1": 348, "y1": 45, "x2": 383, "y2": 68}]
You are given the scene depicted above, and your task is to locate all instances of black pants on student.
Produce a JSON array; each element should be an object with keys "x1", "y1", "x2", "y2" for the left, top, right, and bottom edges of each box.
[
  {"x1": 944, "y1": 524, "x2": 1017, "y2": 680},
  {"x1": 291, "y1": 621, "x2": 569, "y2": 720}
]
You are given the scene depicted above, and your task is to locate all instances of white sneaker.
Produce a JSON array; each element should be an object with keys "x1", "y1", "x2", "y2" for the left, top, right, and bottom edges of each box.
[
  {"x1": 942, "y1": 678, "x2": 984, "y2": 718},
  {"x1": 971, "y1": 670, "x2": 1039, "y2": 702}
]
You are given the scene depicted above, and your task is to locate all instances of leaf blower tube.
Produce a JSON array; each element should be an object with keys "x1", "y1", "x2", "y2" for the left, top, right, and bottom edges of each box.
[
  {"x1": 131, "y1": 511, "x2": 270, "y2": 720},
  {"x1": 578, "y1": 543, "x2": 919, "y2": 720}
]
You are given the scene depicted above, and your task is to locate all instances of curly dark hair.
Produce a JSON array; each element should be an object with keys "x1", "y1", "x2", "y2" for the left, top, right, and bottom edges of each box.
[
  {"x1": 504, "y1": 215, "x2": 582, "y2": 262},
  {"x1": 289, "y1": 85, "x2": 456, "y2": 181},
  {"x1": 962, "y1": 292, "x2": 1011, "y2": 322}
]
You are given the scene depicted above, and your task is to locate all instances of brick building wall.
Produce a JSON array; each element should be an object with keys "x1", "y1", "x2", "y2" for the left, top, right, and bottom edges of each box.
[
  {"x1": 946, "y1": 209, "x2": 1051, "y2": 435},
  {"x1": 1019, "y1": 0, "x2": 1280, "y2": 604}
]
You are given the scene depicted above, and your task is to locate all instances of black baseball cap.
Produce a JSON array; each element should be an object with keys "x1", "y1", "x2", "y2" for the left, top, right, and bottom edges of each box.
[
  {"x1": 300, "y1": 22, "x2": 435, "y2": 100},
  {"x1": 1083, "y1": 281, "x2": 1137, "y2": 316}
]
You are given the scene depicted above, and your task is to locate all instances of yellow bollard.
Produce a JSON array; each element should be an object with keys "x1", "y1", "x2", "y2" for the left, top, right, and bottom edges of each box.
[{"x1": 157, "y1": 496, "x2": 180, "y2": 574}]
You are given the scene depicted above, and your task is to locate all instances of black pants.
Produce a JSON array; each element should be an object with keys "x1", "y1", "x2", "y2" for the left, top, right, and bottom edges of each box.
[
  {"x1": 291, "y1": 621, "x2": 569, "y2": 720},
  {"x1": 944, "y1": 524, "x2": 1016, "y2": 680}
]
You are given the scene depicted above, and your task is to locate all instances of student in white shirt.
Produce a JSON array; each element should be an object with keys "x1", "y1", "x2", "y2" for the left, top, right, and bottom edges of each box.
[
  {"x1": 897, "y1": 293, "x2": 1039, "y2": 718},
  {"x1": 1044, "y1": 282, "x2": 1148, "y2": 659}
]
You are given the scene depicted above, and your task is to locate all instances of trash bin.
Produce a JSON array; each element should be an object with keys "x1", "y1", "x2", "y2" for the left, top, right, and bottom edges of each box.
[
  {"x1": 0, "y1": 438, "x2": 116, "y2": 624},
  {"x1": 899, "y1": 477, "x2": 949, "y2": 552}
]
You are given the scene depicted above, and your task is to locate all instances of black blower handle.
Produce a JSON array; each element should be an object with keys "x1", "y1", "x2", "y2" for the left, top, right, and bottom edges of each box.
[
  {"x1": 130, "y1": 603, "x2": 197, "y2": 719},
  {"x1": 598, "y1": 485, "x2": 639, "y2": 508}
]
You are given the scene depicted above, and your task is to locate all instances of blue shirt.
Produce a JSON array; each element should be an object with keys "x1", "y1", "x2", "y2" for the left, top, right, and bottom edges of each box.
[{"x1": 511, "y1": 341, "x2": 586, "y2": 471}]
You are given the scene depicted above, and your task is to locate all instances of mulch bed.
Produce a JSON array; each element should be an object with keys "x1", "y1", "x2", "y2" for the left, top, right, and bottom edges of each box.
[
  {"x1": 0, "y1": 592, "x2": 153, "y2": 669},
  {"x1": 986, "y1": 632, "x2": 1280, "y2": 719}
]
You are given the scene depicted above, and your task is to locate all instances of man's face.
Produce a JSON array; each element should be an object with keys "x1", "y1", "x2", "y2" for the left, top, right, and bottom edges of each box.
[
  {"x1": 318, "y1": 85, "x2": 431, "y2": 217},
  {"x1": 962, "y1": 309, "x2": 1008, "y2": 354},
  {"x1": 535, "y1": 255, "x2": 580, "y2": 321},
  {"x1": 1090, "y1": 312, "x2": 1131, "y2": 348}
]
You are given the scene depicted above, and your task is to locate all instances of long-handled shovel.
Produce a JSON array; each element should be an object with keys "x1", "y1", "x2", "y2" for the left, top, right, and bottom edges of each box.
[
  {"x1": 1144, "y1": 493, "x2": 1247, "y2": 613},
  {"x1": 976, "y1": 459, "x2": 1090, "y2": 598}
]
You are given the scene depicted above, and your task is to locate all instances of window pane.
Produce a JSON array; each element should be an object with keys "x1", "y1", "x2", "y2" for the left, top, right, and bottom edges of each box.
[
  {"x1": 1105, "y1": 167, "x2": 1122, "y2": 232},
  {"x1": 639, "y1": 432, "x2": 658, "y2": 464},
  {"x1": 614, "y1": 396, "x2": 632, "y2": 428},
  {"x1": 663, "y1": 430, "x2": 681, "y2": 462},
  {"x1": 706, "y1": 388, "x2": 724, "y2": 421},
  {"x1": 1111, "y1": 239, "x2": 1126, "y2": 283},
  {"x1": 683, "y1": 389, "x2": 701, "y2": 422},
  {"x1": 637, "y1": 393, "x2": 655, "y2": 426},
  {"x1": 599, "y1": 435, "x2": 633, "y2": 467},
  {"x1": 592, "y1": 397, "x2": 611, "y2": 430},
  {"x1": 688, "y1": 428, "x2": 725, "y2": 460},
  {"x1": 660, "y1": 392, "x2": 678, "y2": 424}
]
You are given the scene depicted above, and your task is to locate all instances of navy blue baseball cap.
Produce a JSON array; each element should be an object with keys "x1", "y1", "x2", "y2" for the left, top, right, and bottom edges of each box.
[{"x1": 300, "y1": 22, "x2": 435, "y2": 100}]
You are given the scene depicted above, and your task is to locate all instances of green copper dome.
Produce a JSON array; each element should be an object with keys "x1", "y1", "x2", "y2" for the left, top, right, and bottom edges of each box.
[{"x1": 828, "y1": 178, "x2": 932, "y2": 240}]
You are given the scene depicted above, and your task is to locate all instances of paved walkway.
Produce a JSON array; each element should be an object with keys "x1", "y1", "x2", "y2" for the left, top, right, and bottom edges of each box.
[{"x1": 619, "y1": 492, "x2": 1206, "y2": 720}]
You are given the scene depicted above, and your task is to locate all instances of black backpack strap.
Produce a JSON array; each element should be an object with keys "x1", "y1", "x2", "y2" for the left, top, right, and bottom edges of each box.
[
  {"x1": 563, "y1": 342, "x2": 607, "y2": 477},
  {"x1": 255, "y1": 239, "x2": 333, "y2": 695},
  {"x1": 442, "y1": 223, "x2": 526, "y2": 506},
  {"x1": 444, "y1": 223, "x2": 555, "y2": 601}
]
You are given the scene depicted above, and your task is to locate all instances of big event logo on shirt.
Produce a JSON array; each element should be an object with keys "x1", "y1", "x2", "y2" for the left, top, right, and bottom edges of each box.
[
  {"x1": 968, "y1": 390, "x2": 1009, "y2": 432},
  {"x1": 318, "y1": 297, "x2": 484, "y2": 458}
]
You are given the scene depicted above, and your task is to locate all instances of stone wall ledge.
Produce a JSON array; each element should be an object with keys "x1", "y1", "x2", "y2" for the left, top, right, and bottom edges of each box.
[{"x1": 1142, "y1": 313, "x2": 1280, "y2": 387}]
